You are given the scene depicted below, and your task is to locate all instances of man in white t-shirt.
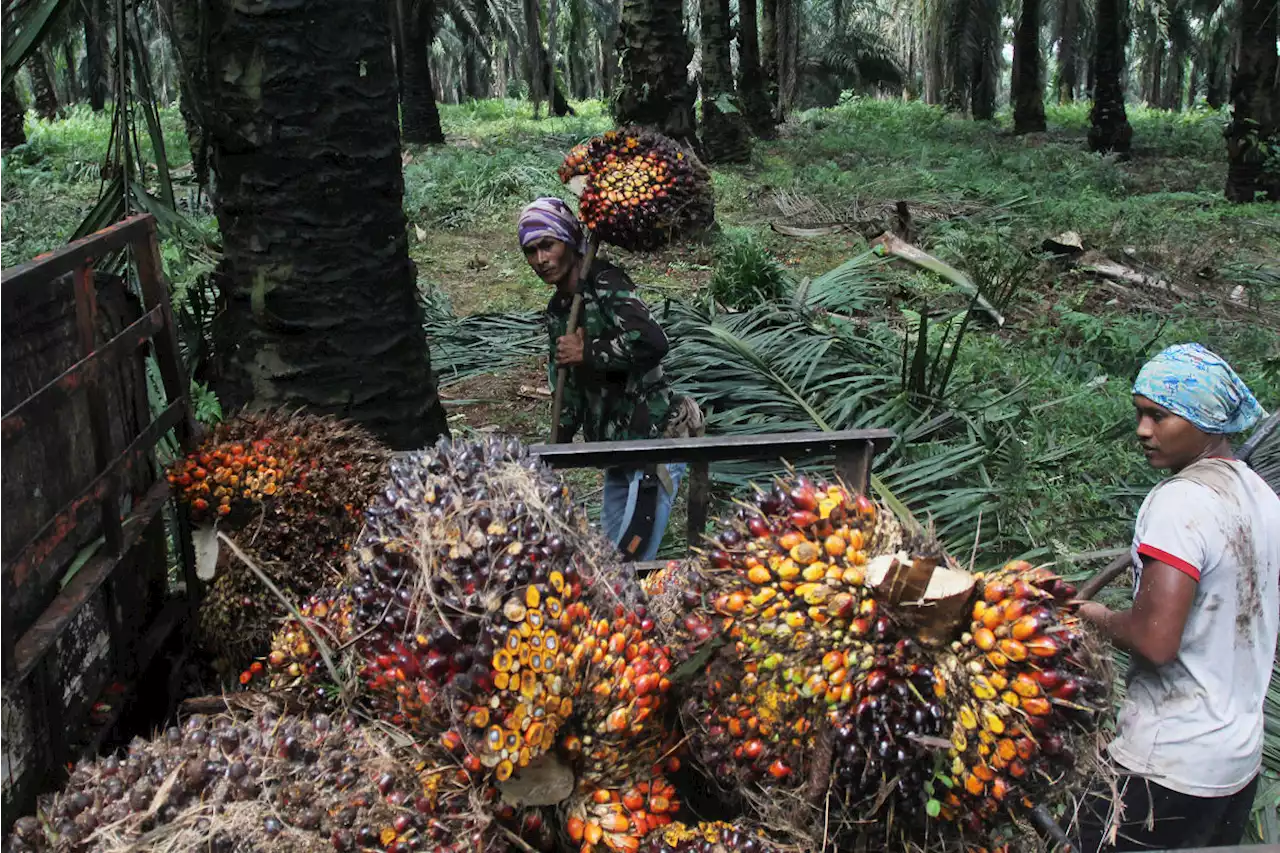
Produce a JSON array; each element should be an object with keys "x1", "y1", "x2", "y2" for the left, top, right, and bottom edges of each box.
[{"x1": 1074, "y1": 342, "x2": 1277, "y2": 852}]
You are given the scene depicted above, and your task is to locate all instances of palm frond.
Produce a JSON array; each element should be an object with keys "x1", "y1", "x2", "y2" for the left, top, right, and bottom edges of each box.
[{"x1": 3, "y1": 0, "x2": 74, "y2": 86}]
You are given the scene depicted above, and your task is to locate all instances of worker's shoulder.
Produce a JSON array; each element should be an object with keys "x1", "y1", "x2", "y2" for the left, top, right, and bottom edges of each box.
[{"x1": 586, "y1": 260, "x2": 637, "y2": 295}]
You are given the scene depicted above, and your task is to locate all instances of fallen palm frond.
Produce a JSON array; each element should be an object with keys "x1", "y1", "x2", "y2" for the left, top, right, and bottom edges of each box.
[{"x1": 423, "y1": 289, "x2": 546, "y2": 386}]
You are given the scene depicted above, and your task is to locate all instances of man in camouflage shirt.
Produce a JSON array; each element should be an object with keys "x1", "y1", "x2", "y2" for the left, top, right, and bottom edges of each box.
[{"x1": 518, "y1": 197, "x2": 686, "y2": 561}]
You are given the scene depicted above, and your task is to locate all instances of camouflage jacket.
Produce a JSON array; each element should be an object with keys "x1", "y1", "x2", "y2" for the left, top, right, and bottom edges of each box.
[{"x1": 546, "y1": 260, "x2": 674, "y2": 443}]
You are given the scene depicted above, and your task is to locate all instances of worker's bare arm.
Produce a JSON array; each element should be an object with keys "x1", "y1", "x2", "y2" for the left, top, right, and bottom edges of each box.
[{"x1": 1077, "y1": 558, "x2": 1197, "y2": 665}]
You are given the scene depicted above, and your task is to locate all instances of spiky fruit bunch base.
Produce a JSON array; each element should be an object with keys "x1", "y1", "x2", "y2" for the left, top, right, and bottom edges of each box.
[
  {"x1": 5, "y1": 709, "x2": 505, "y2": 853},
  {"x1": 559, "y1": 127, "x2": 713, "y2": 251},
  {"x1": 171, "y1": 411, "x2": 389, "y2": 671}
]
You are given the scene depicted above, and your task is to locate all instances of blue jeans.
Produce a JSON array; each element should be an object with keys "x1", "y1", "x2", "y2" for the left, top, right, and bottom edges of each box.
[{"x1": 600, "y1": 463, "x2": 686, "y2": 562}]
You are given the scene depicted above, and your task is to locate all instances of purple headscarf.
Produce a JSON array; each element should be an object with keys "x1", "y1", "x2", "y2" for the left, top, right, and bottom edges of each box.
[{"x1": 517, "y1": 197, "x2": 586, "y2": 255}]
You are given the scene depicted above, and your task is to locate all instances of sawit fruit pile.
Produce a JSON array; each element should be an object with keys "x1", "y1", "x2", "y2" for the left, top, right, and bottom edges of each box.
[
  {"x1": 16, "y1": 436, "x2": 1109, "y2": 853},
  {"x1": 169, "y1": 411, "x2": 389, "y2": 671},
  {"x1": 647, "y1": 473, "x2": 1109, "y2": 847},
  {"x1": 559, "y1": 128, "x2": 714, "y2": 252},
  {"x1": 5, "y1": 706, "x2": 504, "y2": 853}
]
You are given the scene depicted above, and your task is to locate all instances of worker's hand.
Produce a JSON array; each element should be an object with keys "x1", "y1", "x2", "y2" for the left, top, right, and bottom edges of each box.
[
  {"x1": 556, "y1": 328, "x2": 585, "y2": 367},
  {"x1": 1074, "y1": 601, "x2": 1112, "y2": 632}
]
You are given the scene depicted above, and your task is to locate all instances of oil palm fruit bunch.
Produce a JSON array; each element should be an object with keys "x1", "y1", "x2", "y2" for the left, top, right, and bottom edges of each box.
[
  {"x1": 5, "y1": 708, "x2": 507, "y2": 853},
  {"x1": 342, "y1": 437, "x2": 602, "y2": 777},
  {"x1": 169, "y1": 411, "x2": 389, "y2": 672},
  {"x1": 640, "y1": 821, "x2": 787, "y2": 853},
  {"x1": 239, "y1": 591, "x2": 354, "y2": 695},
  {"x1": 570, "y1": 605, "x2": 679, "y2": 787},
  {"x1": 674, "y1": 476, "x2": 920, "y2": 788},
  {"x1": 564, "y1": 776, "x2": 681, "y2": 853},
  {"x1": 558, "y1": 127, "x2": 714, "y2": 251},
  {"x1": 935, "y1": 561, "x2": 1106, "y2": 833}
]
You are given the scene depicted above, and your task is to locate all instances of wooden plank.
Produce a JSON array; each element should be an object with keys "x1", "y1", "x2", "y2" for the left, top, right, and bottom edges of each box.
[
  {"x1": 0, "y1": 304, "x2": 165, "y2": 443},
  {"x1": 132, "y1": 219, "x2": 196, "y2": 445},
  {"x1": 530, "y1": 428, "x2": 895, "y2": 469},
  {"x1": 10, "y1": 476, "x2": 174, "y2": 684},
  {"x1": 834, "y1": 439, "x2": 875, "y2": 495},
  {"x1": 3, "y1": 400, "x2": 184, "y2": 595},
  {"x1": 73, "y1": 265, "x2": 124, "y2": 556},
  {"x1": 685, "y1": 460, "x2": 710, "y2": 551},
  {"x1": 0, "y1": 215, "x2": 152, "y2": 295}
]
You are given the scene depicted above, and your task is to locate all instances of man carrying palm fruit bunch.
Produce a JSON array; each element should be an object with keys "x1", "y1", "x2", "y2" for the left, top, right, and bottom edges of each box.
[
  {"x1": 517, "y1": 197, "x2": 702, "y2": 562},
  {"x1": 1074, "y1": 343, "x2": 1278, "y2": 851}
]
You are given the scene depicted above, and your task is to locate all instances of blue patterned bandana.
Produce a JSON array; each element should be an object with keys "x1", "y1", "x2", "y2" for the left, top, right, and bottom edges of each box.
[{"x1": 1132, "y1": 343, "x2": 1266, "y2": 434}]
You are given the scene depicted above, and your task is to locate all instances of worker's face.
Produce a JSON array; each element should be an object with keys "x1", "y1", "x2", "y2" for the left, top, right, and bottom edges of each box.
[
  {"x1": 522, "y1": 237, "x2": 577, "y2": 290},
  {"x1": 1133, "y1": 395, "x2": 1214, "y2": 472}
]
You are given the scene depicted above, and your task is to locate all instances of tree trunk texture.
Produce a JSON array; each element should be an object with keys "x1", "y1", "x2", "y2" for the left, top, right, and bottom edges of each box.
[
  {"x1": 30, "y1": 52, "x2": 61, "y2": 120},
  {"x1": 614, "y1": 0, "x2": 697, "y2": 143},
  {"x1": 546, "y1": 0, "x2": 560, "y2": 110},
  {"x1": 524, "y1": 0, "x2": 546, "y2": 115},
  {"x1": 63, "y1": 36, "x2": 82, "y2": 104},
  {"x1": 568, "y1": 0, "x2": 592, "y2": 99},
  {"x1": 970, "y1": 33, "x2": 999, "y2": 119},
  {"x1": 736, "y1": 0, "x2": 774, "y2": 135},
  {"x1": 2, "y1": 82, "x2": 27, "y2": 150},
  {"x1": 775, "y1": 0, "x2": 799, "y2": 116},
  {"x1": 600, "y1": 0, "x2": 622, "y2": 97},
  {"x1": 201, "y1": 0, "x2": 449, "y2": 449},
  {"x1": 760, "y1": 0, "x2": 779, "y2": 116},
  {"x1": 699, "y1": 0, "x2": 751, "y2": 161},
  {"x1": 1088, "y1": 0, "x2": 1132, "y2": 152},
  {"x1": 1147, "y1": 37, "x2": 1164, "y2": 106},
  {"x1": 1225, "y1": 0, "x2": 1280, "y2": 201},
  {"x1": 464, "y1": 47, "x2": 488, "y2": 99},
  {"x1": 1056, "y1": 0, "x2": 1079, "y2": 102},
  {"x1": 158, "y1": 0, "x2": 211, "y2": 187},
  {"x1": 1012, "y1": 0, "x2": 1046, "y2": 133},
  {"x1": 84, "y1": 0, "x2": 108, "y2": 111},
  {"x1": 1162, "y1": 49, "x2": 1185, "y2": 111},
  {"x1": 400, "y1": 0, "x2": 446, "y2": 143}
]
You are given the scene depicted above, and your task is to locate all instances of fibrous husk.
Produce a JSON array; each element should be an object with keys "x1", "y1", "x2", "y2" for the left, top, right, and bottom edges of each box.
[
  {"x1": 169, "y1": 411, "x2": 390, "y2": 673},
  {"x1": 4, "y1": 703, "x2": 508, "y2": 853}
]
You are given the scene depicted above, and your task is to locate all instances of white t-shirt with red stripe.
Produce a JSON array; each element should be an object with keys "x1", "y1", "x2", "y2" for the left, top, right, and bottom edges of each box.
[{"x1": 1108, "y1": 457, "x2": 1280, "y2": 797}]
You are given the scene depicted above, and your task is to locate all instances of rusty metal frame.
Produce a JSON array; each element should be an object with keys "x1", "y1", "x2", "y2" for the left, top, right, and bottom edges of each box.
[
  {"x1": 1, "y1": 215, "x2": 198, "y2": 769},
  {"x1": 529, "y1": 428, "x2": 895, "y2": 560}
]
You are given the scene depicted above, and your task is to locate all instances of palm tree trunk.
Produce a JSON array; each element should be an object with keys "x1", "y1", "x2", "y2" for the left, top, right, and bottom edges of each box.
[
  {"x1": 1162, "y1": 49, "x2": 1185, "y2": 111},
  {"x1": 2, "y1": 82, "x2": 27, "y2": 150},
  {"x1": 524, "y1": 0, "x2": 546, "y2": 116},
  {"x1": 1147, "y1": 37, "x2": 1164, "y2": 106},
  {"x1": 30, "y1": 52, "x2": 61, "y2": 120},
  {"x1": 760, "y1": 0, "x2": 779, "y2": 117},
  {"x1": 775, "y1": 0, "x2": 799, "y2": 116},
  {"x1": 600, "y1": 0, "x2": 622, "y2": 98},
  {"x1": 736, "y1": 0, "x2": 774, "y2": 135},
  {"x1": 399, "y1": 0, "x2": 445, "y2": 143},
  {"x1": 1012, "y1": 0, "x2": 1046, "y2": 133},
  {"x1": 546, "y1": 0, "x2": 560, "y2": 110},
  {"x1": 1056, "y1": 0, "x2": 1079, "y2": 102},
  {"x1": 1088, "y1": 0, "x2": 1132, "y2": 152},
  {"x1": 84, "y1": 0, "x2": 108, "y2": 111},
  {"x1": 1225, "y1": 0, "x2": 1279, "y2": 201},
  {"x1": 614, "y1": 0, "x2": 697, "y2": 142},
  {"x1": 968, "y1": 0, "x2": 1001, "y2": 119},
  {"x1": 568, "y1": 0, "x2": 591, "y2": 99},
  {"x1": 202, "y1": 0, "x2": 449, "y2": 449},
  {"x1": 699, "y1": 0, "x2": 751, "y2": 160},
  {"x1": 63, "y1": 35, "x2": 82, "y2": 105}
]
